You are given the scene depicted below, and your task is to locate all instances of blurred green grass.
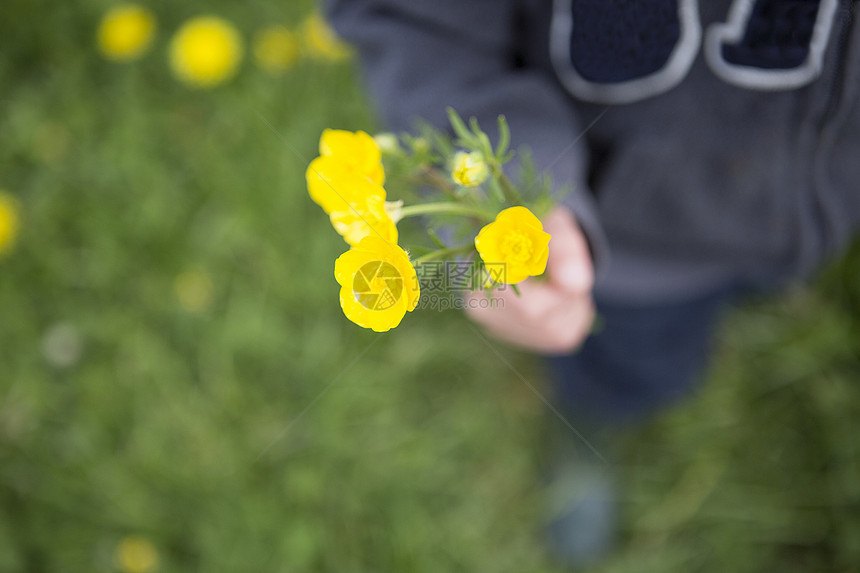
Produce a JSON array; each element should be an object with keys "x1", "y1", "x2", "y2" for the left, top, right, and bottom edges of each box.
[{"x1": 1, "y1": 1, "x2": 859, "y2": 572}]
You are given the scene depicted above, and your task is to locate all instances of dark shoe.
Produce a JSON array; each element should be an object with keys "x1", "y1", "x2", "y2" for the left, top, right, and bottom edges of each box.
[{"x1": 543, "y1": 446, "x2": 617, "y2": 567}]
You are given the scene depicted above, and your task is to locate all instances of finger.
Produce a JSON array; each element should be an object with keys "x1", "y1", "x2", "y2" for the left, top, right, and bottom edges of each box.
[
  {"x1": 480, "y1": 296, "x2": 595, "y2": 354},
  {"x1": 541, "y1": 296, "x2": 596, "y2": 354},
  {"x1": 507, "y1": 280, "x2": 569, "y2": 321},
  {"x1": 543, "y1": 206, "x2": 594, "y2": 294},
  {"x1": 466, "y1": 279, "x2": 566, "y2": 324}
]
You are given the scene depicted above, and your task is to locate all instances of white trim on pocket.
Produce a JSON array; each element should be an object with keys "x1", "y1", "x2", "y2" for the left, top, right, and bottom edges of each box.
[
  {"x1": 550, "y1": 0, "x2": 702, "y2": 104},
  {"x1": 704, "y1": 0, "x2": 839, "y2": 91}
]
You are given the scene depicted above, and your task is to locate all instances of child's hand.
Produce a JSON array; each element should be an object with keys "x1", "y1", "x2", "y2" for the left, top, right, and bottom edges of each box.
[{"x1": 465, "y1": 206, "x2": 595, "y2": 354}]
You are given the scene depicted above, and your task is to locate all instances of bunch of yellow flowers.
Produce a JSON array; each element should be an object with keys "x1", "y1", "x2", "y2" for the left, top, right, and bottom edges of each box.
[
  {"x1": 97, "y1": 5, "x2": 352, "y2": 87},
  {"x1": 307, "y1": 110, "x2": 554, "y2": 332}
]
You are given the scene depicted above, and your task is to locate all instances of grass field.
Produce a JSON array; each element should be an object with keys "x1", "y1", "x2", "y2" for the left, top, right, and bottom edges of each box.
[{"x1": 2, "y1": 1, "x2": 860, "y2": 571}]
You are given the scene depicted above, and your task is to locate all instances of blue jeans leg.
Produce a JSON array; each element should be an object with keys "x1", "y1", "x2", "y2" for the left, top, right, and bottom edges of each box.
[{"x1": 548, "y1": 287, "x2": 737, "y2": 428}]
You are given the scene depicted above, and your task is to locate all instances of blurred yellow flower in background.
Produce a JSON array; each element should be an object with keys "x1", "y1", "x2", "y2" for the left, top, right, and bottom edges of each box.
[
  {"x1": 335, "y1": 236, "x2": 419, "y2": 332},
  {"x1": 0, "y1": 192, "x2": 20, "y2": 257},
  {"x1": 169, "y1": 16, "x2": 243, "y2": 88},
  {"x1": 301, "y1": 12, "x2": 352, "y2": 61},
  {"x1": 253, "y1": 25, "x2": 300, "y2": 75},
  {"x1": 475, "y1": 206, "x2": 551, "y2": 284},
  {"x1": 97, "y1": 4, "x2": 156, "y2": 61},
  {"x1": 330, "y1": 194, "x2": 399, "y2": 247},
  {"x1": 115, "y1": 535, "x2": 159, "y2": 573},
  {"x1": 452, "y1": 151, "x2": 488, "y2": 187},
  {"x1": 175, "y1": 269, "x2": 214, "y2": 313}
]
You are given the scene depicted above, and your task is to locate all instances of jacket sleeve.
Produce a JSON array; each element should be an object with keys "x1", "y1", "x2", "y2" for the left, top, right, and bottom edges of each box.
[{"x1": 325, "y1": 0, "x2": 608, "y2": 271}]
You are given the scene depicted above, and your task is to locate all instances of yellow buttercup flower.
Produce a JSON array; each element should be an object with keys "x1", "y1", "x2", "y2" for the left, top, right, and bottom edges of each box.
[
  {"x1": 306, "y1": 129, "x2": 386, "y2": 214},
  {"x1": 306, "y1": 165, "x2": 387, "y2": 215},
  {"x1": 335, "y1": 236, "x2": 420, "y2": 332},
  {"x1": 115, "y1": 535, "x2": 159, "y2": 573},
  {"x1": 452, "y1": 151, "x2": 489, "y2": 187},
  {"x1": 301, "y1": 12, "x2": 352, "y2": 61},
  {"x1": 253, "y1": 25, "x2": 300, "y2": 75},
  {"x1": 319, "y1": 129, "x2": 384, "y2": 185},
  {"x1": 475, "y1": 206, "x2": 551, "y2": 284},
  {"x1": 97, "y1": 4, "x2": 156, "y2": 61},
  {"x1": 0, "y1": 192, "x2": 20, "y2": 257},
  {"x1": 330, "y1": 195, "x2": 399, "y2": 247},
  {"x1": 169, "y1": 16, "x2": 243, "y2": 88}
]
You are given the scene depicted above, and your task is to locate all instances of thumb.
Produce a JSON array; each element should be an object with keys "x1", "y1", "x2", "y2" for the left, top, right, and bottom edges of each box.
[{"x1": 543, "y1": 206, "x2": 594, "y2": 294}]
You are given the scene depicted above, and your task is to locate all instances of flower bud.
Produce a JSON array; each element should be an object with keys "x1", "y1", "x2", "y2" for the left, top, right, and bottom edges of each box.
[
  {"x1": 373, "y1": 133, "x2": 401, "y2": 155},
  {"x1": 452, "y1": 151, "x2": 488, "y2": 187}
]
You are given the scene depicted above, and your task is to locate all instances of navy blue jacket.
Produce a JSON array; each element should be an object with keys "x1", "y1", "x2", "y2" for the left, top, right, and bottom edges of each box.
[{"x1": 328, "y1": 0, "x2": 860, "y2": 302}]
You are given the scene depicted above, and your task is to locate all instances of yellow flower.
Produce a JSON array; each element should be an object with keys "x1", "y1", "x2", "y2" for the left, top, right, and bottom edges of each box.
[
  {"x1": 115, "y1": 535, "x2": 159, "y2": 573},
  {"x1": 306, "y1": 129, "x2": 385, "y2": 214},
  {"x1": 169, "y1": 16, "x2": 243, "y2": 88},
  {"x1": 330, "y1": 195, "x2": 399, "y2": 247},
  {"x1": 474, "y1": 206, "x2": 551, "y2": 284},
  {"x1": 301, "y1": 12, "x2": 352, "y2": 61},
  {"x1": 452, "y1": 151, "x2": 489, "y2": 187},
  {"x1": 306, "y1": 164, "x2": 387, "y2": 215},
  {"x1": 335, "y1": 236, "x2": 420, "y2": 332},
  {"x1": 97, "y1": 4, "x2": 156, "y2": 61},
  {"x1": 253, "y1": 25, "x2": 300, "y2": 75},
  {"x1": 0, "y1": 192, "x2": 20, "y2": 257},
  {"x1": 318, "y1": 129, "x2": 384, "y2": 184},
  {"x1": 174, "y1": 269, "x2": 214, "y2": 313}
]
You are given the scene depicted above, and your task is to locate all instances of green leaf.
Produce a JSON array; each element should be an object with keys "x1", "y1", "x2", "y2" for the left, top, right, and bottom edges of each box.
[
  {"x1": 447, "y1": 108, "x2": 473, "y2": 145},
  {"x1": 468, "y1": 117, "x2": 493, "y2": 157},
  {"x1": 488, "y1": 177, "x2": 506, "y2": 204},
  {"x1": 426, "y1": 228, "x2": 449, "y2": 249},
  {"x1": 496, "y1": 115, "x2": 510, "y2": 159}
]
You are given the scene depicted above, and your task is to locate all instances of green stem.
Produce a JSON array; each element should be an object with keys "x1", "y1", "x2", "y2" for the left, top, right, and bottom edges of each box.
[
  {"x1": 398, "y1": 202, "x2": 493, "y2": 221},
  {"x1": 490, "y1": 163, "x2": 522, "y2": 205},
  {"x1": 414, "y1": 245, "x2": 475, "y2": 265},
  {"x1": 421, "y1": 167, "x2": 458, "y2": 197}
]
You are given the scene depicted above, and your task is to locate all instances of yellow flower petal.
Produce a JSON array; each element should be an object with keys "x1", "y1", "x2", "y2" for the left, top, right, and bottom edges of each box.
[
  {"x1": 97, "y1": 4, "x2": 156, "y2": 61},
  {"x1": 169, "y1": 16, "x2": 243, "y2": 88},
  {"x1": 334, "y1": 236, "x2": 419, "y2": 332},
  {"x1": 475, "y1": 206, "x2": 551, "y2": 284},
  {"x1": 0, "y1": 192, "x2": 20, "y2": 257},
  {"x1": 318, "y1": 129, "x2": 384, "y2": 186},
  {"x1": 330, "y1": 195, "x2": 399, "y2": 246},
  {"x1": 306, "y1": 160, "x2": 386, "y2": 214}
]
